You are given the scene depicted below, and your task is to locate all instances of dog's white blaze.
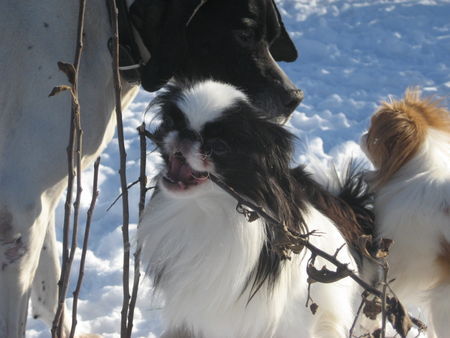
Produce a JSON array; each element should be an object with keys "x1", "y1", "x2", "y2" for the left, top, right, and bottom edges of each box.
[{"x1": 176, "y1": 80, "x2": 249, "y2": 131}]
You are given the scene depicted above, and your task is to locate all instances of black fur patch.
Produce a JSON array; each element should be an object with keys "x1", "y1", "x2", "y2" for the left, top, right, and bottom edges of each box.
[{"x1": 130, "y1": 0, "x2": 302, "y2": 118}]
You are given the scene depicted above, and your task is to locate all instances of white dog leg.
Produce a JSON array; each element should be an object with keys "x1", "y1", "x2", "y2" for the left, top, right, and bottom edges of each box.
[
  {"x1": 0, "y1": 203, "x2": 49, "y2": 337},
  {"x1": 31, "y1": 216, "x2": 70, "y2": 334}
]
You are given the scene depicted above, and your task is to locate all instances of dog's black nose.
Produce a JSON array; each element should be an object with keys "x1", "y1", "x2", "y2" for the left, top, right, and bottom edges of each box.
[{"x1": 284, "y1": 89, "x2": 303, "y2": 111}]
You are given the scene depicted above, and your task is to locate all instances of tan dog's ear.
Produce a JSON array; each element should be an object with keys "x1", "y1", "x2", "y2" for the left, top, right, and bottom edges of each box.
[
  {"x1": 130, "y1": 0, "x2": 206, "y2": 92},
  {"x1": 267, "y1": 0, "x2": 298, "y2": 62},
  {"x1": 368, "y1": 87, "x2": 450, "y2": 189},
  {"x1": 367, "y1": 106, "x2": 425, "y2": 189}
]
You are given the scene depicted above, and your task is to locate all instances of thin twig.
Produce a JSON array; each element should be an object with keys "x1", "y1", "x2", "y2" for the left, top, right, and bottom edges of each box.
[
  {"x1": 381, "y1": 261, "x2": 389, "y2": 338},
  {"x1": 209, "y1": 174, "x2": 379, "y2": 293},
  {"x1": 138, "y1": 124, "x2": 148, "y2": 218},
  {"x1": 106, "y1": 1, "x2": 131, "y2": 336},
  {"x1": 65, "y1": 90, "x2": 84, "y2": 335},
  {"x1": 126, "y1": 123, "x2": 147, "y2": 337},
  {"x1": 106, "y1": 179, "x2": 140, "y2": 212},
  {"x1": 70, "y1": 157, "x2": 101, "y2": 338},
  {"x1": 349, "y1": 292, "x2": 368, "y2": 337},
  {"x1": 52, "y1": 88, "x2": 76, "y2": 338},
  {"x1": 305, "y1": 256, "x2": 315, "y2": 308},
  {"x1": 51, "y1": 0, "x2": 87, "y2": 335}
]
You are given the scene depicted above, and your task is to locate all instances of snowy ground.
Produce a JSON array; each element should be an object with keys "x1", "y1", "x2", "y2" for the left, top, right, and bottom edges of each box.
[{"x1": 26, "y1": 0, "x2": 450, "y2": 337}]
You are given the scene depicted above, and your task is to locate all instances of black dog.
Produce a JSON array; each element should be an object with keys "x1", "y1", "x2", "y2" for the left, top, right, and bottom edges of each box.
[{"x1": 130, "y1": 0, "x2": 303, "y2": 120}]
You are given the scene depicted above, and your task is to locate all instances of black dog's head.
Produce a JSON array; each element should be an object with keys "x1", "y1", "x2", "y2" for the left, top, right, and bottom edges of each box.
[{"x1": 130, "y1": 0, "x2": 303, "y2": 120}]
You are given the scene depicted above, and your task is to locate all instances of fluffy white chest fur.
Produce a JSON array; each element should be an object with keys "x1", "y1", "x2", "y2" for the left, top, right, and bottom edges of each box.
[
  {"x1": 139, "y1": 182, "x2": 357, "y2": 338},
  {"x1": 373, "y1": 130, "x2": 450, "y2": 335}
]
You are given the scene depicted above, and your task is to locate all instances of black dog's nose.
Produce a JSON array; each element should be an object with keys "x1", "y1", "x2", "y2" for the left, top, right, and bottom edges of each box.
[{"x1": 284, "y1": 89, "x2": 303, "y2": 110}]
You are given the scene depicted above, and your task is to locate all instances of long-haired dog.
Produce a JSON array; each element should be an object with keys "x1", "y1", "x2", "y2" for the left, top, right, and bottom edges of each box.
[
  {"x1": 361, "y1": 89, "x2": 450, "y2": 337},
  {"x1": 138, "y1": 80, "x2": 373, "y2": 338}
]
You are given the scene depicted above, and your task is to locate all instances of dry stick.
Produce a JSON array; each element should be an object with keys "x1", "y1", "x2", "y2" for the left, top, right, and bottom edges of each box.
[
  {"x1": 137, "y1": 124, "x2": 148, "y2": 218},
  {"x1": 106, "y1": 1, "x2": 131, "y2": 336},
  {"x1": 349, "y1": 292, "x2": 368, "y2": 337},
  {"x1": 65, "y1": 92, "x2": 84, "y2": 334},
  {"x1": 70, "y1": 157, "x2": 101, "y2": 338},
  {"x1": 208, "y1": 174, "x2": 425, "y2": 336},
  {"x1": 106, "y1": 179, "x2": 140, "y2": 212},
  {"x1": 209, "y1": 175, "x2": 378, "y2": 294},
  {"x1": 126, "y1": 124, "x2": 147, "y2": 337},
  {"x1": 52, "y1": 85, "x2": 76, "y2": 338},
  {"x1": 51, "y1": 0, "x2": 87, "y2": 336},
  {"x1": 381, "y1": 261, "x2": 389, "y2": 338}
]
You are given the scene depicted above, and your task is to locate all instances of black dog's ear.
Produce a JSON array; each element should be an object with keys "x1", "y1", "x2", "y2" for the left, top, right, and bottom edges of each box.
[
  {"x1": 267, "y1": 0, "x2": 298, "y2": 62},
  {"x1": 130, "y1": 0, "x2": 204, "y2": 92}
]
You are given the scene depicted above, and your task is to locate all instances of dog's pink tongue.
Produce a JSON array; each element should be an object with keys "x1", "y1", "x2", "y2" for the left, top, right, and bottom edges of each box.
[{"x1": 169, "y1": 156, "x2": 193, "y2": 183}]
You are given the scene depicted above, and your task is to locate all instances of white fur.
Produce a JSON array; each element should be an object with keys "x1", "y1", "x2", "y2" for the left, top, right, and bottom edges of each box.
[
  {"x1": 139, "y1": 185, "x2": 358, "y2": 338},
  {"x1": 139, "y1": 81, "x2": 359, "y2": 337},
  {"x1": 0, "y1": 1, "x2": 138, "y2": 336},
  {"x1": 176, "y1": 81, "x2": 248, "y2": 131},
  {"x1": 371, "y1": 128, "x2": 450, "y2": 336}
]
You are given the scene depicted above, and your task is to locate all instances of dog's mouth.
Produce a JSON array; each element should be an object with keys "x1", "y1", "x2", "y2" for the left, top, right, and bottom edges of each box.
[{"x1": 162, "y1": 152, "x2": 209, "y2": 191}]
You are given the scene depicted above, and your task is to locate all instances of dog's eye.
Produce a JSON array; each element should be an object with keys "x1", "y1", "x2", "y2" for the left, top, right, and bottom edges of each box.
[
  {"x1": 235, "y1": 30, "x2": 255, "y2": 44},
  {"x1": 204, "y1": 138, "x2": 230, "y2": 155}
]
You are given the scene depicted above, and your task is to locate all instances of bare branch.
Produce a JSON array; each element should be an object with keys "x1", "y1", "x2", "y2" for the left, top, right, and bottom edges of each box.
[
  {"x1": 381, "y1": 261, "x2": 389, "y2": 338},
  {"x1": 51, "y1": 1, "x2": 87, "y2": 336},
  {"x1": 138, "y1": 123, "x2": 148, "y2": 218},
  {"x1": 349, "y1": 291, "x2": 368, "y2": 337},
  {"x1": 126, "y1": 123, "x2": 148, "y2": 337},
  {"x1": 106, "y1": 0, "x2": 131, "y2": 336},
  {"x1": 106, "y1": 179, "x2": 140, "y2": 212},
  {"x1": 70, "y1": 157, "x2": 101, "y2": 337}
]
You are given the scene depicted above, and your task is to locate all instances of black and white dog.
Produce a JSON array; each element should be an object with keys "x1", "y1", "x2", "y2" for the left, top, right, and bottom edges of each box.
[
  {"x1": 0, "y1": 0, "x2": 301, "y2": 336},
  {"x1": 138, "y1": 80, "x2": 369, "y2": 338}
]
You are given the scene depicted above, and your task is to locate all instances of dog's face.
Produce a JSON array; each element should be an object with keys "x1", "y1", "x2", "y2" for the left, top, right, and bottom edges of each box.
[
  {"x1": 151, "y1": 80, "x2": 294, "y2": 199},
  {"x1": 131, "y1": 0, "x2": 303, "y2": 121}
]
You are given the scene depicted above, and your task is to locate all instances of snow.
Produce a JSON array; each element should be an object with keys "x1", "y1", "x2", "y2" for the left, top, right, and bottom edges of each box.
[{"x1": 26, "y1": 0, "x2": 450, "y2": 337}]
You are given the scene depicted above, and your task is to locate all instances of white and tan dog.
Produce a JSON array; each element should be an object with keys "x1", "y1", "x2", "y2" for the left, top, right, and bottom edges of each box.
[{"x1": 361, "y1": 89, "x2": 450, "y2": 337}]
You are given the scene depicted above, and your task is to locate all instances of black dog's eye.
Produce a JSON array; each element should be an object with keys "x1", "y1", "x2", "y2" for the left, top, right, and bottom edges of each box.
[
  {"x1": 235, "y1": 18, "x2": 257, "y2": 45},
  {"x1": 204, "y1": 138, "x2": 230, "y2": 155},
  {"x1": 237, "y1": 31, "x2": 252, "y2": 43},
  {"x1": 236, "y1": 30, "x2": 255, "y2": 44}
]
